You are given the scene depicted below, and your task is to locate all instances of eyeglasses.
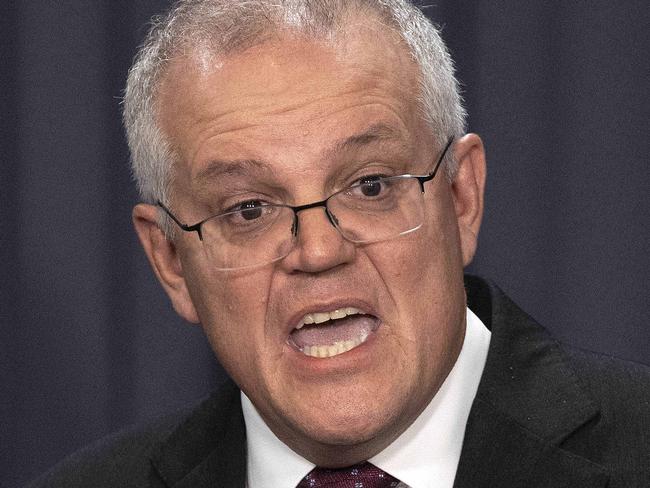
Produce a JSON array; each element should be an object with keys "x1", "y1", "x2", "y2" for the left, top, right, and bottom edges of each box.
[{"x1": 159, "y1": 137, "x2": 454, "y2": 270}]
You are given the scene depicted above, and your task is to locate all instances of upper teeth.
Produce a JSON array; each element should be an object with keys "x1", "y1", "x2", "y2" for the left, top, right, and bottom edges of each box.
[{"x1": 296, "y1": 307, "x2": 364, "y2": 329}]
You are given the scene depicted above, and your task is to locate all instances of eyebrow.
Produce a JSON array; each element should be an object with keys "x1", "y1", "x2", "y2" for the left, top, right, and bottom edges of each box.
[
  {"x1": 194, "y1": 158, "x2": 272, "y2": 184},
  {"x1": 330, "y1": 123, "x2": 407, "y2": 155}
]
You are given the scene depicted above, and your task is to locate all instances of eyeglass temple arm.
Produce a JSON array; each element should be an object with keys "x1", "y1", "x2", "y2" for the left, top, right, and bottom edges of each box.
[
  {"x1": 156, "y1": 200, "x2": 203, "y2": 238},
  {"x1": 415, "y1": 136, "x2": 454, "y2": 189}
]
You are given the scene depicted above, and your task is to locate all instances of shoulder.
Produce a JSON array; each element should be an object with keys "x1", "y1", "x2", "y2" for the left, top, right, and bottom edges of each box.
[
  {"x1": 566, "y1": 346, "x2": 650, "y2": 406},
  {"x1": 26, "y1": 380, "x2": 243, "y2": 488},
  {"x1": 25, "y1": 411, "x2": 181, "y2": 488},
  {"x1": 466, "y1": 275, "x2": 650, "y2": 483},
  {"x1": 562, "y1": 346, "x2": 650, "y2": 445},
  {"x1": 559, "y1": 347, "x2": 650, "y2": 485}
]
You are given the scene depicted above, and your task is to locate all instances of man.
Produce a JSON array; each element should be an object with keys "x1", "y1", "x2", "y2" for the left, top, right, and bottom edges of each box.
[{"x1": 29, "y1": 0, "x2": 649, "y2": 487}]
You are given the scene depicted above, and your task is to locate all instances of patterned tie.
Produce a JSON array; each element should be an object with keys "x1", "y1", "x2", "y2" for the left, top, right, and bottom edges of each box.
[{"x1": 296, "y1": 462, "x2": 400, "y2": 487}]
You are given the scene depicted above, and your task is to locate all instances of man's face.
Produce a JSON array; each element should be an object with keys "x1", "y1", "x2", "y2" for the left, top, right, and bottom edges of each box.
[{"x1": 151, "y1": 24, "x2": 480, "y2": 465}]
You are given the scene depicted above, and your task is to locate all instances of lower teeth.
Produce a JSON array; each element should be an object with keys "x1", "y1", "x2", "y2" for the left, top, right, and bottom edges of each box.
[{"x1": 302, "y1": 332, "x2": 368, "y2": 358}]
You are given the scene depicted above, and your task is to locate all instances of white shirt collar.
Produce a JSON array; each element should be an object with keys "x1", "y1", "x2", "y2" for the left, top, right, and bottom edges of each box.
[{"x1": 243, "y1": 307, "x2": 491, "y2": 488}]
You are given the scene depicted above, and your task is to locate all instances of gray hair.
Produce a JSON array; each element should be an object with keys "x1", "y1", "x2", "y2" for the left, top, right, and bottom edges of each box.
[{"x1": 123, "y1": 0, "x2": 466, "y2": 212}]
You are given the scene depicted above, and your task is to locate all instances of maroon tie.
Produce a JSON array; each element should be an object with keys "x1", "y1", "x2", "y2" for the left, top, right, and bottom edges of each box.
[{"x1": 296, "y1": 462, "x2": 400, "y2": 487}]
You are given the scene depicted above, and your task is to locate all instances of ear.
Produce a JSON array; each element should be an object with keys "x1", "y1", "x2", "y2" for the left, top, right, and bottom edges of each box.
[
  {"x1": 450, "y1": 133, "x2": 486, "y2": 266},
  {"x1": 132, "y1": 203, "x2": 200, "y2": 324}
]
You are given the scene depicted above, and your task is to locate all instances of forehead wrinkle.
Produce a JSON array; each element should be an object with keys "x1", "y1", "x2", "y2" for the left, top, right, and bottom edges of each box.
[
  {"x1": 191, "y1": 121, "x2": 415, "y2": 198},
  {"x1": 235, "y1": 85, "x2": 387, "y2": 123},
  {"x1": 327, "y1": 122, "x2": 412, "y2": 159}
]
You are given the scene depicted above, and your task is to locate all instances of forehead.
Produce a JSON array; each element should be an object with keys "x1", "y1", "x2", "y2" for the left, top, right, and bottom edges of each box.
[{"x1": 157, "y1": 21, "x2": 429, "y2": 191}]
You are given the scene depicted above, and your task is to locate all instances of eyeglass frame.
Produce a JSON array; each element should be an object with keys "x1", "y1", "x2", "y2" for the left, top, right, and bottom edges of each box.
[{"x1": 157, "y1": 136, "x2": 454, "y2": 243}]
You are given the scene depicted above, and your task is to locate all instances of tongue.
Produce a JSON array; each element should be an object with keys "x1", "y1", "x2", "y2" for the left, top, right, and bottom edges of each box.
[{"x1": 290, "y1": 315, "x2": 376, "y2": 348}]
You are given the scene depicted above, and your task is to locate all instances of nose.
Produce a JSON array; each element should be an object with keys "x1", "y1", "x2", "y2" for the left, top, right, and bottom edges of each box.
[{"x1": 281, "y1": 206, "x2": 354, "y2": 274}]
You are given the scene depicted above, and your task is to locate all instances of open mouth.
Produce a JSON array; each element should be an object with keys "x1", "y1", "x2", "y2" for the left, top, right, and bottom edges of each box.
[{"x1": 288, "y1": 307, "x2": 380, "y2": 358}]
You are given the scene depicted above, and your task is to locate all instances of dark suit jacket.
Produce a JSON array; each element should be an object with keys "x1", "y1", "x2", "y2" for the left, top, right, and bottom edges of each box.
[{"x1": 28, "y1": 276, "x2": 650, "y2": 487}]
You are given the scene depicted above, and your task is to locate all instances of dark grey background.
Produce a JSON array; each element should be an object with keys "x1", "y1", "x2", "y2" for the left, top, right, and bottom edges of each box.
[{"x1": 1, "y1": 1, "x2": 648, "y2": 487}]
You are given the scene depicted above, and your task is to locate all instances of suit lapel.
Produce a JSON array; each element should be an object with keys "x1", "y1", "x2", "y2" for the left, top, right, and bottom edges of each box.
[
  {"x1": 150, "y1": 380, "x2": 247, "y2": 488},
  {"x1": 454, "y1": 276, "x2": 609, "y2": 487},
  {"x1": 454, "y1": 398, "x2": 608, "y2": 488}
]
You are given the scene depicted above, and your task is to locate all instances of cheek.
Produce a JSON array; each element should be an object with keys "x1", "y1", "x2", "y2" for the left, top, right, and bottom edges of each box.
[
  {"x1": 373, "y1": 225, "x2": 454, "y2": 302},
  {"x1": 182, "y1": 261, "x2": 275, "y2": 377},
  {"x1": 367, "y1": 199, "x2": 465, "y2": 341}
]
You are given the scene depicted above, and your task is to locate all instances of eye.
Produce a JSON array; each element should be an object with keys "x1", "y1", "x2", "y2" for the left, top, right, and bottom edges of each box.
[
  {"x1": 229, "y1": 200, "x2": 265, "y2": 220},
  {"x1": 355, "y1": 175, "x2": 386, "y2": 197}
]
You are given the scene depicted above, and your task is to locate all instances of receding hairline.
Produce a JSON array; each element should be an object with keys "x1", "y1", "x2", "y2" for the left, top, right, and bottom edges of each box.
[{"x1": 152, "y1": 7, "x2": 415, "y2": 109}]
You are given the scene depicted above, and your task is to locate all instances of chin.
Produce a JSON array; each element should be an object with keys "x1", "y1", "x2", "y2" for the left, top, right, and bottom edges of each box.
[
  {"x1": 293, "y1": 399, "x2": 402, "y2": 448},
  {"x1": 281, "y1": 410, "x2": 402, "y2": 467}
]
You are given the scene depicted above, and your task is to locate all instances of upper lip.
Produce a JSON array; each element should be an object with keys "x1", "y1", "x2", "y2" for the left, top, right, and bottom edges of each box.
[{"x1": 286, "y1": 299, "x2": 380, "y2": 333}]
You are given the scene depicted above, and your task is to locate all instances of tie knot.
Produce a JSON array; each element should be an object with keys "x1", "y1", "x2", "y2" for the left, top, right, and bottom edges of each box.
[{"x1": 297, "y1": 462, "x2": 400, "y2": 488}]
